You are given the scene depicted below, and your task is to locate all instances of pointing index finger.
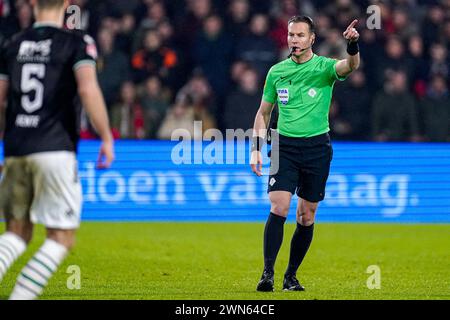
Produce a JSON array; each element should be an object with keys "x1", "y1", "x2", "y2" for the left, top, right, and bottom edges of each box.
[{"x1": 347, "y1": 19, "x2": 358, "y2": 30}]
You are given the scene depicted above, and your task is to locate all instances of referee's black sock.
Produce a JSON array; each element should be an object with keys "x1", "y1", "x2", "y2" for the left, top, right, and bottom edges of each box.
[
  {"x1": 285, "y1": 223, "x2": 314, "y2": 276},
  {"x1": 263, "y1": 212, "x2": 286, "y2": 274}
]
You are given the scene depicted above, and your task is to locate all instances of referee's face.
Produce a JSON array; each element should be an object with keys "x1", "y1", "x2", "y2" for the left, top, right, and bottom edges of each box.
[{"x1": 287, "y1": 22, "x2": 314, "y2": 56}]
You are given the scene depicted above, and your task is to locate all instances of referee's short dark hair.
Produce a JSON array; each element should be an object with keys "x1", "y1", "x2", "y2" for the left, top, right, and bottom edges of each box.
[
  {"x1": 37, "y1": 0, "x2": 65, "y2": 9},
  {"x1": 288, "y1": 15, "x2": 315, "y2": 34}
]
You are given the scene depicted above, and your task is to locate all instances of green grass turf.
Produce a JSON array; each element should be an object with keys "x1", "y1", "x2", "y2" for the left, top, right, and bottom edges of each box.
[{"x1": 0, "y1": 222, "x2": 449, "y2": 300}]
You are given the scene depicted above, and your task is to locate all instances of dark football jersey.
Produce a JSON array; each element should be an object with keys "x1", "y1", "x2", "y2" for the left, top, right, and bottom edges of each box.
[{"x1": 0, "y1": 23, "x2": 97, "y2": 157}]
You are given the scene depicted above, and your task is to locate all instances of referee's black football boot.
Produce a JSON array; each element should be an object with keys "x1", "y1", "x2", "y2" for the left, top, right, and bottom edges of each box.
[
  {"x1": 283, "y1": 274, "x2": 305, "y2": 291},
  {"x1": 256, "y1": 270, "x2": 274, "y2": 292}
]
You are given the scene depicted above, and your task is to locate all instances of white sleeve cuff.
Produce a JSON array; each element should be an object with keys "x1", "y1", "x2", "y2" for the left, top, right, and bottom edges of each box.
[{"x1": 73, "y1": 60, "x2": 96, "y2": 71}]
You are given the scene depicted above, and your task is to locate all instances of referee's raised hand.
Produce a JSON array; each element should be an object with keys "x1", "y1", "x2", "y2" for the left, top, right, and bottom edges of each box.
[{"x1": 343, "y1": 19, "x2": 359, "y2": 42}]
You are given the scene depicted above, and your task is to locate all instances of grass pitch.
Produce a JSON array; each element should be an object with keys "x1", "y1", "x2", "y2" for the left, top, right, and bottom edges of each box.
[{"x1": 0, "y1": 222, "x2": 449, "y2": 300}]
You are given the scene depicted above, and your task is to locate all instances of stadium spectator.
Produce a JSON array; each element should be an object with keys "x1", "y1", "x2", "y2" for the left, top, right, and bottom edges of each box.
[
  {"x1": 140, "y1": 76, "x2": 171, "y2": 139},
  {"x1": 130, "y1": 1, "x2": 168, "y2": 51},
  {"x1": 442, "y1": 19, "x2": 450, "y2": 50},
  {"x1": 317, "y1": 28, "x2": 347, "y2": 59},
  {"x1": 158, "y1": 73, "x2": 217, "y2": 140},
  {"x1": 358, "y1": 28, "x2": 384, "y2": 91},
  {"x1": 157, "y1": 18, "x2": 176, "y2": 47},
  {"x1": 377, "y1": 1, "x2": 395, "y2": 34},
  {"x1": 332, "y1": 70, "x2": 371, "y2": 140},
  {"x1": 97, "y1": 27, "x2": 131, "y2": 108},
  {"x1": 19, "y1": 1, "x2": 33, "y2": 28},
  {"x1": 115, "y1": 13, "x2": 136, "y2": 56},
  {"x1": 0, "y1": 0, "x2": 15, "y2": 39},
  {"x1": 269, "y1": 0, "x2": 300, "y2": 51},
  {"x1": 110, "y1": 81, "x2": 145, "y2": 139},
  {"x1": 407, "y1": 35, "x2": 428, "y2": 98},
  {"x1": 229, "y1": 59, "x2": 251, "y2": 88},
  {"x1": 372, "y1": 70, "x2": 421, "y2": 142},
  {"x1": 391, "y1": 8, "x2": 418, "y2": 41},
  {"x1": 0, "y1": 0, "x2": 12, "y2": 18},
  {"x1": 11, "y1": 1, "x2": 33, "y2": 34},
  {"x1": 155, "y1": 19, "x2": 189, "y2": 88},
  {"x1": 177, "y1": 0, "x2": 213, "y2": 58},
  {"x1": 248, "y1": 0, "x2": 272, "y2": 14},
  {"x1": 192, "y1": 14, "x2": 233, "y2": 106},
  {"x1": 428, "y1": 42, "x2": 449, "y2": 79},
  {"x1": 419, "y1": 74, "x2": 450, "y2": 142},
  {"x1": 131, "y1": 28, "x2": 181, "y2": 90},
  {"x1": 103, "y1": 0, "x2": 140, "y2": 17},
  {"x1": 224, "y1": 67, "x2": 261, "y2": 131},
  {"x1": 313, "y1": 12, "x2": 332, "y2": 49},
  {"x1": 324, "y1": 0, "x2": 360, "y2": 30},
  {"x1": 235, "y1": 13, "x2": 278, "y2": 79},
  {"x1": 98, "y1": 14, "x2": 121, "y2": 35},
  {"x1": 193, "y1": 103, "x2": 217, "y2": 140},
  {"x1": 374, "y1": 35, "x2": 414, "y2": 90},
  {"x1": 139, "y1": 0, "x2": 168, "y2": 30},
  {"x1": 226, "y1": 0, "x2": 251, "y2": 41},
  {"x1": 176, "y1": 72, "x2": 217, "y2": 130},
  {"x1": 421, "y1": 5, "x2": 446, "y2": 47},
  {"x1": 157, "y1": 97, "x2": 196, "y2": 140}
]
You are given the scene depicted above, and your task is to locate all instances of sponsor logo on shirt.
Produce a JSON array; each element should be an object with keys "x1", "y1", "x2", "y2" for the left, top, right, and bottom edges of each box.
[{"x1": 17, "y1": 40, "x2": 52, "y2": 62}]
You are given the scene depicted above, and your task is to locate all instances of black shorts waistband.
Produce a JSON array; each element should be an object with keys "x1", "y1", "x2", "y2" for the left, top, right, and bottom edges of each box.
[{"x1": 277, "y1": 132, "x2": 330, "y2": 146}]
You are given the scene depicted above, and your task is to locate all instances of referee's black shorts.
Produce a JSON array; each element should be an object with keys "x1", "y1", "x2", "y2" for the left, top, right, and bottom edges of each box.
[{"x1": 267, "y1": 132, "x2": 333, "y2": 202}]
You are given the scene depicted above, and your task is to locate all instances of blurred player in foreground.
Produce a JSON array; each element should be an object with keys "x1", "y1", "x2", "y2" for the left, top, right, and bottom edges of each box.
[{"x1": 0, "y1": 0, "x2": 114, "y2": 299}]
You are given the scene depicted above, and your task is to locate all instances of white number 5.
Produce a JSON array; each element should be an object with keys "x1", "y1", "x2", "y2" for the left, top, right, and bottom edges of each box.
[{"x1": 21, "y1": 63, "x2": 45, "y2": 113}]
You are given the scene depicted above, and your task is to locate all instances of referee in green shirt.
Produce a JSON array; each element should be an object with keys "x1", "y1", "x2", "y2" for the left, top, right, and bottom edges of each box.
[{"x1": 251, "y1": 15, "x2": 360, "y2": 291}]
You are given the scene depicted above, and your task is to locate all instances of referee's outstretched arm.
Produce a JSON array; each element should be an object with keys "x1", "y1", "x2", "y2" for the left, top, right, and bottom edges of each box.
[{"x1": 335, "y1": 19, "x2": 361, "y2": 77}]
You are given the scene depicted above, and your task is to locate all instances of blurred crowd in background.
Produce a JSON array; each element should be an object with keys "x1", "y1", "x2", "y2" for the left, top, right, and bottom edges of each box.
[{"x1": 1, "y1": 0, "x2": 449, "y2": 142}]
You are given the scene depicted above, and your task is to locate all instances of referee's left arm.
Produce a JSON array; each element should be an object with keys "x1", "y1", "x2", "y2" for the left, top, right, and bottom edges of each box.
[{"x1": 336, "y1": 19, "x2": 360, "y2": 78}]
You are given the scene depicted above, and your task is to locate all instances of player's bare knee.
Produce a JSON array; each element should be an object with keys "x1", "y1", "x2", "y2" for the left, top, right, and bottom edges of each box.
[
  {"x1": 270, "y1": 202, "x2": 290, "y2": 217},
  {"x1": 295, "y1": 208, "x2": 303, "y2": 221},
  {"x1": 296, "y1": 209, "x2": 312, "y2": 225},
  {"x1": 301, "y1": 214, "x2": 315, "y2": 226},
  {"x1": 297, "y1": 204, "x2": 317, "y2": 226}
]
